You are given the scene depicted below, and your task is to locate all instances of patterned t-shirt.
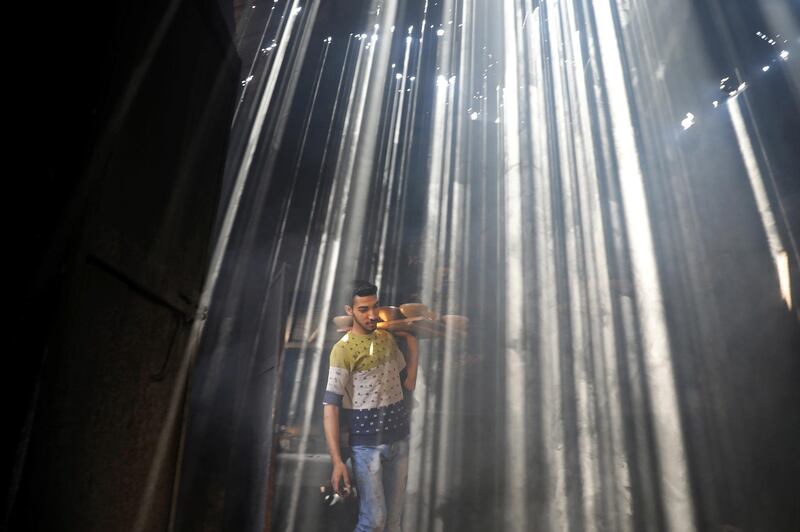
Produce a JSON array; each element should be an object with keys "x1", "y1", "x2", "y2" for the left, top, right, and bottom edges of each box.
[{"x1": 322, "y1": 329, "x2": 409, "y2": 446}]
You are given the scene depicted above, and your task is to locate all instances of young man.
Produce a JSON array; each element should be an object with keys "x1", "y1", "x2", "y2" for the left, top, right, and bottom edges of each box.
[{"x1": 323, "y1": 281, "x2": 418, "y2": 532}]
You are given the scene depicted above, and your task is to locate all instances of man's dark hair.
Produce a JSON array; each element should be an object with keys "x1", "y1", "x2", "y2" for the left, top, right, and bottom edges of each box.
[{"x1": 351, "y1": 280, "x2": 378, "y2": 302}]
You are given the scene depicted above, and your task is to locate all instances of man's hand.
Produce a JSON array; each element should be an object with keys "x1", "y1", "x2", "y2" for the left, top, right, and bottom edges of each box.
[{"x1": 330, "y1": 460, "x2": 351, "y2": 494}]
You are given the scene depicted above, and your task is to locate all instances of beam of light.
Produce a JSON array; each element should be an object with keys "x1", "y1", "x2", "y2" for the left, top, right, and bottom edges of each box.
[
  {"x1": 338, "y1": 0, "x2": 400, "y2": 279},
  {"x1": 279, "y1": 23, "x2": 373, "y2": 530},
  {"x1": 433, "y1": 91, "x2": 461, "y2": 532},
  {"x1": 522, "y1": 6, "x2": 567, "y2": 527},
  {"x1": 500, "y1": 1, "x2": 528, "y2": 530},
  {"x1": 130, "y1": 2, "x2": 314, "y2": 531},
  {"x1": 433, "y1": 1, "x2": 475, "y2": 529},
  {"x1": 388, "y1": 2, "x2": 430, "y2": 292},
  {"x1": 375, "y1": 30, "x2": 413, "y2": 288},
  {"x1": 369, "y1": 75, "x2": 401, "y2": 287},
  {"x1": 267, "y1": 38, "x2": 332, "y2": 280},
  {"x1": 283, "y1": 33, "x2": 354, "y2": 346},
  {"x1": 282, "y1": 60, "x2": 363, "y2": 532},
  {"x1": 547, "y1": 4, "x2": 593, "y2": 530},
  {"x1": 390, "y1": 29, "x2": 428, "y2": 532},
  {"x1": 175, "y1": 2, "x2": 325, "y2": 529},
  {"x1": 283, "y1": 32, "x2": 373, "y2": 532},
  {"x1": 285, "y1": 3, "x2": 405, "y2": 529},
  {"x1": 283, "y1": 34, "x2": 356, "y2": 435},
  {"x1": 434, "y1": 181, "x2": 461, "y2": 532},
  {"x1": 552, "y1": 1, "x2": 609, "y2": 527},
  {"x1": 407, "y1": 70, "x2": 450, "y2": 532},
  {"x1": 592, "y1": 0, "x2": 696, "y2": 530},
  {"x1": 728, "y1": 97, "x2": 792, "y2": 310},
  {"x1": 233, "y1": 0, "x2": 281, "y2": 123},
  {"x1": 566, "y1": 21, "x2": 632, "y2": 532},
  {"x1": 407, "y1": 4, "x2": 450, "y2": 522}
]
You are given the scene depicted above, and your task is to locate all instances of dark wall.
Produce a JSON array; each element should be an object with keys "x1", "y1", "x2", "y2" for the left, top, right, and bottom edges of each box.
[{"x1": 6, "y1": 0, "x2": 240, "y2": 530}]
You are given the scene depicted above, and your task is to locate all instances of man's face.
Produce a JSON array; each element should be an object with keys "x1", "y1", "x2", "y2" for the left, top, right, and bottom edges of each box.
[{"x1": 346, "y1": 294, "x2": 379, "y2": 334}]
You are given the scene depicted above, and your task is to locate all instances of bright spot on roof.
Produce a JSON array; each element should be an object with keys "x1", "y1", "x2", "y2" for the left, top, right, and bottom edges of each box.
[{"x1": 681, "y1": 112, "x2": 695, "y2": 130}]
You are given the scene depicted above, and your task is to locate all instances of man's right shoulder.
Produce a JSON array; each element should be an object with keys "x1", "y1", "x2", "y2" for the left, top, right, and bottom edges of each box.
[
  {"x1": 330, "y1": 332, "x2": 351, "y2": 353},
  {"x1": 329, "y1": 334, "x2": 353, "y2": 367}
]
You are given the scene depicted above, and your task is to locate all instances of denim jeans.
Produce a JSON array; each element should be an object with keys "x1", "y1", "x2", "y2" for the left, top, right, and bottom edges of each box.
[{"x1": 350, "y1": 437, "x2": 409, "y2": 532}]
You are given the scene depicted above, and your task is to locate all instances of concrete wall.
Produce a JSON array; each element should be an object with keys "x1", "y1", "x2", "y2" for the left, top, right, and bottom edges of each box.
[{"x1": 6, "y1": 1, "x2": 240, "y2": 530}]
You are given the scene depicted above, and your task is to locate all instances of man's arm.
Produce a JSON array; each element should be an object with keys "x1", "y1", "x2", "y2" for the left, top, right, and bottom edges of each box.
[
  {"x1": 323, "y1": 403, "x2": 350, "y2": 494},
  {"x1": 394, "y1": 331, "x2": 419, "y2": 391}
]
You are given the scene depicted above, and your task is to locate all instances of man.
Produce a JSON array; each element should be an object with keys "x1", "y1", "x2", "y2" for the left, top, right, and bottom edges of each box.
[{"x1": 323, "y1": 280, "x2": 418, "y2": 532}]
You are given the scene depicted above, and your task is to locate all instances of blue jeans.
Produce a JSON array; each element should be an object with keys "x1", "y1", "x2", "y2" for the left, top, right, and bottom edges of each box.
[{"x1": 350, "y1": 437, "x2": 409, "y2": 532}]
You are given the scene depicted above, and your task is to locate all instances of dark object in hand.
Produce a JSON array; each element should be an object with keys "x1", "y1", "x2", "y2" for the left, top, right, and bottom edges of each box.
[{"x1": 320, "y1": 485, "x2": 358, "y2": 506}]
